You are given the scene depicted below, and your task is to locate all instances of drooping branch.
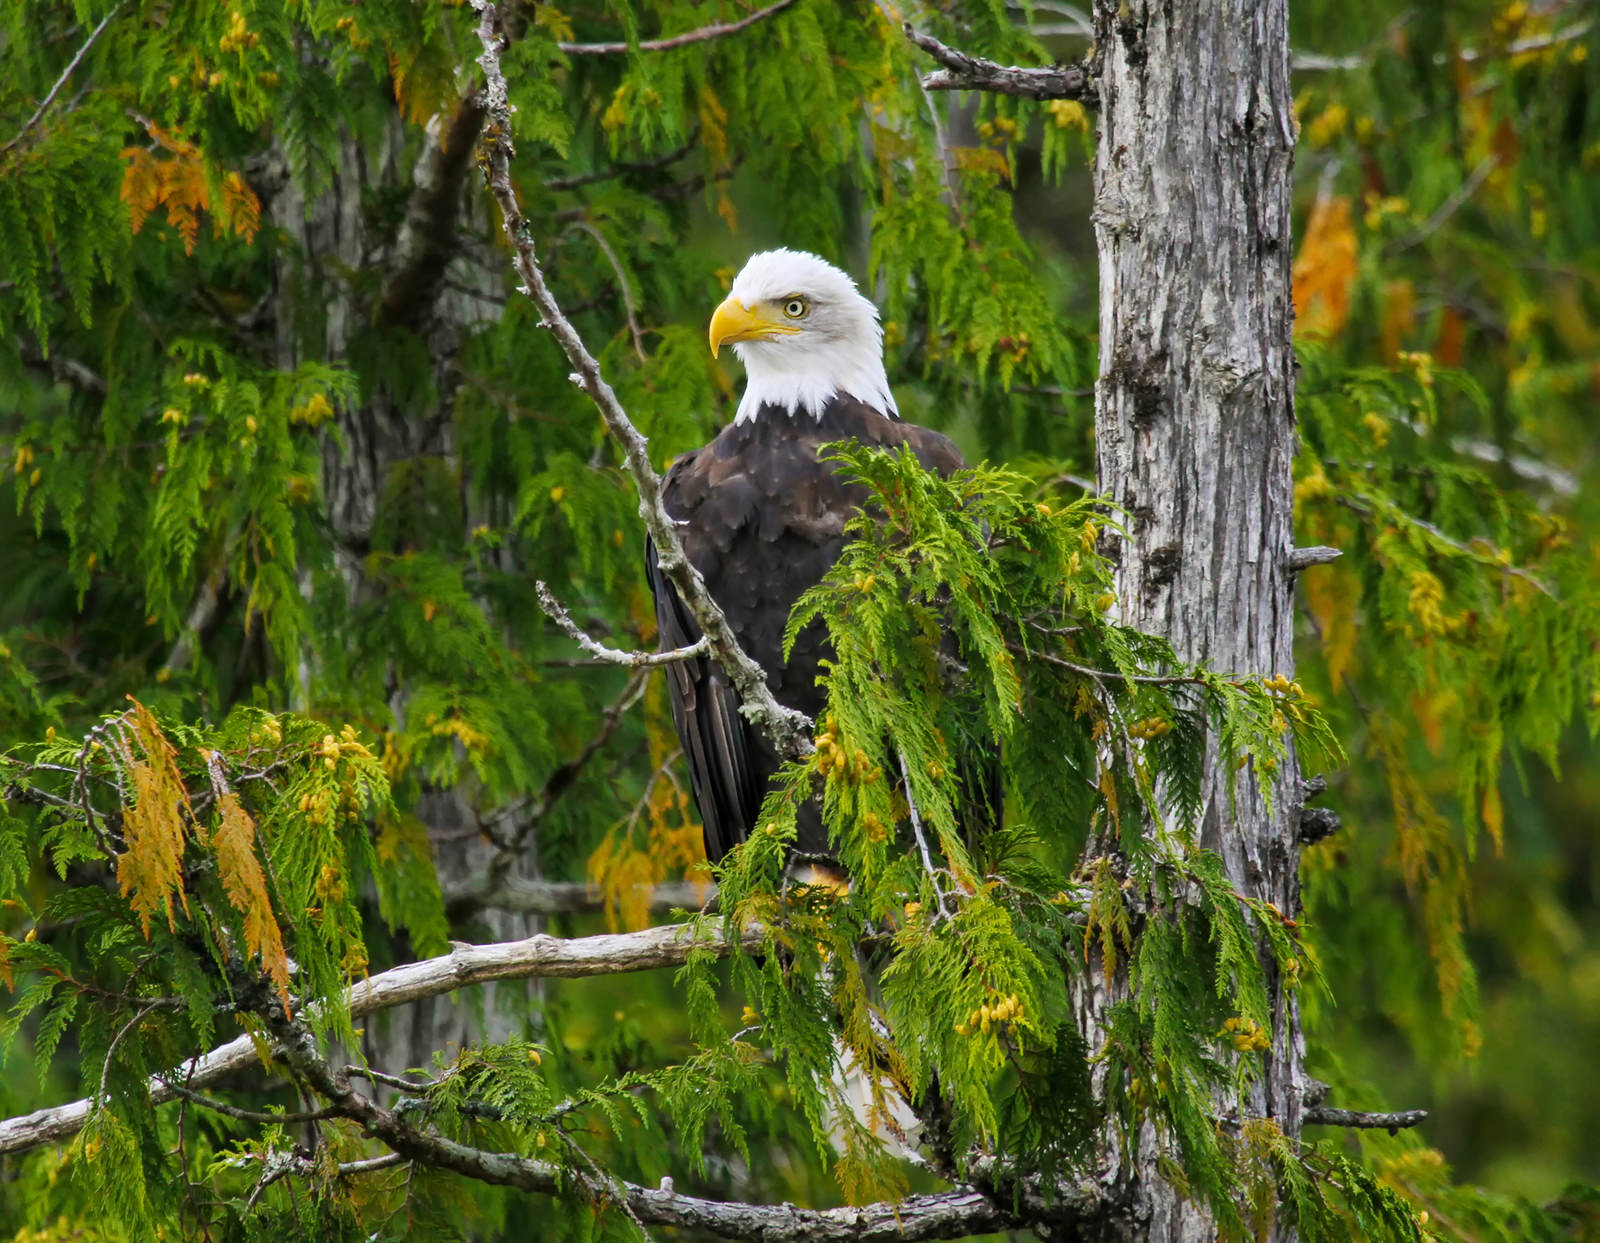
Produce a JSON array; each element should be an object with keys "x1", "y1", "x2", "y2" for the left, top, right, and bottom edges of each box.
[
  {"x1": 545, "y1": 134, "x2": 698, "y2": 191},
  {"x1": 1338, "y1": 493, "x2": 1557, "y2": 598},
  {"x1": 557, "y1": 0, "x2": 795, "y2": 56},
  {"x1": 472, "y1": 1, "x2": 814, "y2": 761},
  {"x1": 0, "y1": 920, "x2": 754, "y2": 1157},
  {"x1": 902, "y1": 22, "x2": 1094, "y2": 102}
]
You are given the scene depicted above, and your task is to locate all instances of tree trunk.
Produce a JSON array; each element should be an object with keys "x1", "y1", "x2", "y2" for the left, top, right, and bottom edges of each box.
[{"x1": 1082, "y1": 0, "x2": 1302, "y2": 1237}]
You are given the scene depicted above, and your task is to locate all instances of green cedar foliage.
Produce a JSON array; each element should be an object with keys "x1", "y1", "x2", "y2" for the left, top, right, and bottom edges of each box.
[{"x1": 1288, "y1": 0, "x2": 1600, "y2": 1213}]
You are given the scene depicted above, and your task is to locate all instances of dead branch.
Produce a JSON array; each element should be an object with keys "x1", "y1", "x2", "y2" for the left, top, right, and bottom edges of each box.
[
  {"x1": 902, "y1": 22, "x2": 1094, "y2": 102},
  {"x1": 534, "y1": 582, "x2": 709, "y2": 668},
  {"x1": 240, "y1": 996, "x2": 1066, "y2": 1242},
  {"x1": 1304, "y1": 1103, "x2": 1427, "y2": 1134},
  {"x1": 472, "y1": 3, "x2": 814, "y2": 760}
]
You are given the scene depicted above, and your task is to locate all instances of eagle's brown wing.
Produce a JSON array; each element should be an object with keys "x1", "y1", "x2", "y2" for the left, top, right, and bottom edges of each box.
[
  {"x1": 645, "y1": 455, "x2": 765, "y2": 867},
  {"x1": 647, "y1": 397, "x2": 990, "y2": 868}
]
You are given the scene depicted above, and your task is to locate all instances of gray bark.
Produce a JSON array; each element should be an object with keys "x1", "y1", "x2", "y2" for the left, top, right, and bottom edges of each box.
[{"x1": 1081, "y1": 0, "x2": 1303, "y2": 1237}]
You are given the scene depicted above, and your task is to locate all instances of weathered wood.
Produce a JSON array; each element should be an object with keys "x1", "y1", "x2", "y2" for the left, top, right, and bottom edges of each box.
[
  {"x1": 0, "y1": 921, "x2": 756, "y2": 1158},
  {"x1": 1082, "y1": 0, "x2": 1302, "y2": 1237}
]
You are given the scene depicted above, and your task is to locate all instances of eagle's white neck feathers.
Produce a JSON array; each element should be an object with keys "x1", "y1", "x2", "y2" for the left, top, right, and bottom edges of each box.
[{"x1": 726, "y1": 249, "x2": 898, "y2": 423}]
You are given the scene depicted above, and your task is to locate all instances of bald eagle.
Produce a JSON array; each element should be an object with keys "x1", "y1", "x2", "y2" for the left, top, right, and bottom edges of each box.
[{"x1": 646, "y1": 250, "x2": 972, "y2": 870}]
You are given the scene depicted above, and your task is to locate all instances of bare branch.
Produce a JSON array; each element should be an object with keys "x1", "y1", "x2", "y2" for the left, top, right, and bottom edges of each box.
[
  {"x1": 0, "y1": 2, "x2": 124, "y2": 157},
  {"x1": 473, "y1": 7, "x2": 813, "y2": 759},
  {"x1": 558, "y1": 0, "x2": 795, "y2": 56},
  {"x1": 898, "y1": 751, "x2": 956, "y2": 921},
  {"x1": 1286, "y1": 545, "x2": 1342, "y2": 571},
  {"x1": 566, "y1": 220, "x2": 646, "y2": 362},
  {"x1": 1388, "y1": 155, "x2": 1499, "y2": 254},
  {"x1": 161, "y1": 1082, "x2": 341, "y2": 1125},
  {"x1": 546, "y1": 136, "x2": 698, "y2": 191},
  {"x1": 231, "y1": 986, "x2": 1052, "y2": 1242},
  {"x1": 626, "y1": 1185, "x2": 1021, "y2": 1241},
  {"x1": 1304, "y1": 1103, "x2": 1427, "y2": 1134},
  {"x1": 1008, "y1": 640, "x2": 1209, "y2": 688},
  {"x1": 0, "y1": 919, "x2": 755, "y2": 1157},
  {"x1": 279, "y1": 996, "x2": 1053, "y2": 1242},
  {"x1": 535, "y1": 582, "x2": 708, "y2": 668},
  {"x1": 903, "y1": 22, "x2": 1094, "y2": 102}
]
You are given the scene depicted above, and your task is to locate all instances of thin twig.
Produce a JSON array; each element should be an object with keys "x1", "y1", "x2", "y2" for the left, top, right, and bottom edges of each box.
[
  {"x1": 246, "y1": 994, "x2": 1046, "y2": 1242},
  {"x1": 0, "y1": 919, "x2": 763, "y2": 1157},
  {"x1": 546, "y1": 136, "x2": 698, "y2": 191},
  {"x1": 567, "y1": 220, "x2": 647, "y2": 362},
  {"x1": 898, "y1": 751, "x2": 956, "y2": 920},
  {"x1": 558, "y1": 0, "x2": 795, "y2": 55},
  {"x1": 473, "y1": 4, "x2": 813, "y2": 759},
  {"x1": 98, "y1": 998, "x2": 165, "y2": 1105},
  {"x1": 1388, "y1": 155, "x2": 1499, "y2": 253},
  {"x1": 534, "y1": 582, "x2": 708, "y2": 668},
  {"x1": 1009, "y1": 641, "x2": 1209, "y2": 687},
  {"x1": 338, "y1": 1152, "x2": 408, "y2": 1175},
  {"x1": 1338, "y1": 493, "x2": 1556, "y2": 598},
  {"x1": 162, "y1": 1082, "x2": 341, "y2": 1125},
  {"x1": 480, "y1": 665, "x2": 651, "y2": 895},
  {"x1": 346, "y1": 1065, "x2": 441, "y2": 1092},
  {"x1": 0, "y1": 2, "x2": 124, "y2": 156}
]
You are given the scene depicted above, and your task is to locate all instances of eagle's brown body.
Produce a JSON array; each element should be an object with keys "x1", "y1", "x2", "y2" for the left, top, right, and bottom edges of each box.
[{"x1": 647, "y1": 395, "x2": 968, "y2": 865}]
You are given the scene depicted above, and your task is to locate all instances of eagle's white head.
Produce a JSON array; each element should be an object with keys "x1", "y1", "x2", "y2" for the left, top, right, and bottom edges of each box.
[{"x1": 708, "y1": 249, "x2": 897, "y2": 424}]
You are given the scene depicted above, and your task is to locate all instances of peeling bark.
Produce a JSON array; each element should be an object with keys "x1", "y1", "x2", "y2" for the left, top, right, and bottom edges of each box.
[{"x1": 1082, "y1": 0, "x2": 1303, "y2": 1237}]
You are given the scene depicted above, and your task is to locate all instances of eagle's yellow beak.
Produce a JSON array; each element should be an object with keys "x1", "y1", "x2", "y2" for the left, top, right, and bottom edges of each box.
[{"x1": 708, "y1": 296, "x2": 800, "y2": 358}]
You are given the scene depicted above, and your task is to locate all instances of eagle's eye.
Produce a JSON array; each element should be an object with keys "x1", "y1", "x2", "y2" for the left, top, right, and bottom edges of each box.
[{"x1": 781, "y1": 296, "x2": 809, "y2": 320}]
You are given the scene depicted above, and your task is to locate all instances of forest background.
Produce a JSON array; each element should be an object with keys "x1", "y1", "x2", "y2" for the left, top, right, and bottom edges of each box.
[{"x1": 0, "y1": 0, "x2": 1597, "y2": 1238}]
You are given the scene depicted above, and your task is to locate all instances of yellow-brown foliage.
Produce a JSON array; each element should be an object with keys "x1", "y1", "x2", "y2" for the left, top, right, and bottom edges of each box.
[
  {"x1": 115, "y1": 701, "x2": 192, "y2": 936},
  {"x1": 211, "y1": 792, "x2": 291, "y2": 1015},
  {"x1": 1292, "y1": 196, "x2": 1358, "y2": 339},
  {"x1": 120, "y1": 122, "x2": 260, "y2": 255}
]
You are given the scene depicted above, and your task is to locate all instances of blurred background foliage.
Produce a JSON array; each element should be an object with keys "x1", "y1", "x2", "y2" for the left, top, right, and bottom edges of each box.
[{"x1": 0, "y1": 0, "x2": 1595, "y2": 1237}]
